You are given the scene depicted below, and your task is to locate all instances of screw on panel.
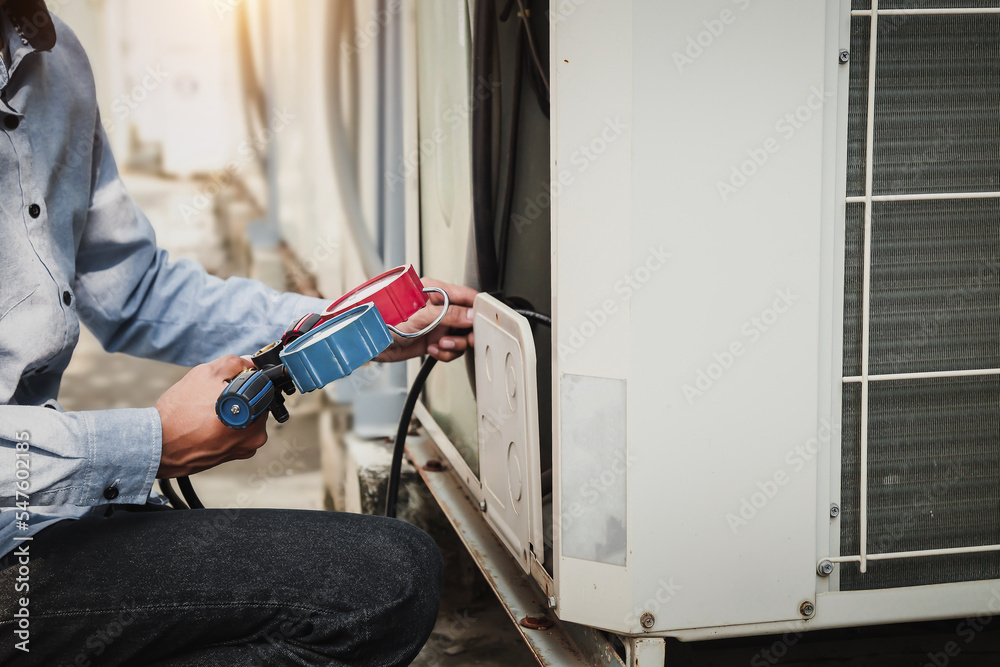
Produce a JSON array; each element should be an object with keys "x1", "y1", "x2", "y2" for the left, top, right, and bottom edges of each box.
[
  {"x1": 547, "y1": 596, "x2": 557, "y2": 609},
  {"x1": 230, "y1": 405, "x2": 241, "y2": 415},
  {"x1": 800, "y1": 601, "x2": 815, "y2": 617},
  {"x1": 817, "y1": 560, "x2": 835, "y2": 577},
  {"x1": 830, "y1": 503, "x2": 841, "y2": 518},
  {"x1": 639, "y1": 612, "x2": 655, "y2": 629},
  {"x1": 839, "y1": 49, "x2": 850, "y2": 63},
  {"x1": 479, "y1": 500, "x2": 487, "y2": 512}
]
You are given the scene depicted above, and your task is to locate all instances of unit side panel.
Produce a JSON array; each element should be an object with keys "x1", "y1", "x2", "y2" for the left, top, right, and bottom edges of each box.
[{"x1": 628, "y1": 0, "x2": 830, "y2": 630}]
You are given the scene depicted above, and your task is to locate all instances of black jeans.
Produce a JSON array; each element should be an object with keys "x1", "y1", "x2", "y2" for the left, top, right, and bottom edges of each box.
[{"x1": 0, "y1": 506, "x2": 442, "y2": 666}]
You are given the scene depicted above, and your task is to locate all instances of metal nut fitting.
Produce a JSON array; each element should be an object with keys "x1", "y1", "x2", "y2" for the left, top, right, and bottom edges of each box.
[
  {"x1": 547, "y1": 596, "x2": 557, "y2": 609},
  {"x1": 817, "y1": 560, "x2": 835, "y2": 577},
  {"x1": 640, "y1": 612, "x2": 655, "y2": 629},
  {"x1": 800, "y1": 601, "x2": 815, "y2": 617}
]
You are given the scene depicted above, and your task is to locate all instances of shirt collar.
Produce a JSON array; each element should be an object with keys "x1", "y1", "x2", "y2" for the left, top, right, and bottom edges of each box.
[{"x1": 2, "y1": 0, "x2": 56, "y2": 54}]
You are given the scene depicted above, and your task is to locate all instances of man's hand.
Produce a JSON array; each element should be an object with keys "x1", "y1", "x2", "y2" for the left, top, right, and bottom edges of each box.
[
  {"x1": 155, "y1": 355, "x2": 269, "y2": 478},
  {"x1": 374, "y1": 278, "x2": 478, "y2": 363}
]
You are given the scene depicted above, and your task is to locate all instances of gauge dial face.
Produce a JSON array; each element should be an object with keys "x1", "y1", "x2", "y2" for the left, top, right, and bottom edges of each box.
[
  {"x1": 286, "y1": 308, "x2": 365, "y2": 353},
  {"x1": 324, "y1": 267, "x2": 407, "y2": 314}
]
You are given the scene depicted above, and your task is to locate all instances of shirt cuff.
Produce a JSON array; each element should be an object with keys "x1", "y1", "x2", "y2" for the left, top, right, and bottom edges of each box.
[{"x1": 81, "y1": 407, "x2": 162, "y2": 504}]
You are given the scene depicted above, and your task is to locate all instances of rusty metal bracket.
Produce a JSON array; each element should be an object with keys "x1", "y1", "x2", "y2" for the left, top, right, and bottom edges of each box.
[{"x1": 406, "y1": 434, "x2": 625, "y2": 667}]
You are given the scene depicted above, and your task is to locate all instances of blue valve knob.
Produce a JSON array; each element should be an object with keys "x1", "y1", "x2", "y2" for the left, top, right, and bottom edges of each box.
[{"x1": 215, "y1": 369, "x2": 275, "y2": 429}]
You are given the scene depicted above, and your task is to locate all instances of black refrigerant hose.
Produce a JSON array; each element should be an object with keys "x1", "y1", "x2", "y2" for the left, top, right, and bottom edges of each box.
[
  {"x1": 384, "y1": 0, "x2": 553, "y2": 519},
  {"x1": 177, "y1": 475, "x2": 205, "y2": 509},
  {"x1": 472, "y1": 0, "x2": 501, "y2": 294},
  {"x1": 158, "y1": 475, "x2": 203, "y2": 510},
  {"x1": 496, "y1": 22, "x2": 525, "y2": 293},
  {"x1": 385, "y1": 356, "x2": 438, "y2": 518},
  {"x1": 158, "y1": 478, "x2": 189, "y2": 510},
  {"x1": 384, "y1": 308, "x2": 551, "y2": 519}
]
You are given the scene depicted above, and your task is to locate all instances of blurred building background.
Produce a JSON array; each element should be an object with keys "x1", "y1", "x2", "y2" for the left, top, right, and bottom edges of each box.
[{"x1": 56, "y1": 0, "x2": 372, "y2": 293}]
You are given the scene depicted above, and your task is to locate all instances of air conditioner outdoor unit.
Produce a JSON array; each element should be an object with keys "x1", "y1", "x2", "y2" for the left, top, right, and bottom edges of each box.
[{"x1": 409, "y1": 0, "x2": 1000, "y2": 663}]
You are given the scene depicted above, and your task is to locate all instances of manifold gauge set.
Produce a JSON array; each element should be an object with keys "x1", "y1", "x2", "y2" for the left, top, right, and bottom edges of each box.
[{"x1": 215, "y1": 265, "x2": 449, "y2": 429}]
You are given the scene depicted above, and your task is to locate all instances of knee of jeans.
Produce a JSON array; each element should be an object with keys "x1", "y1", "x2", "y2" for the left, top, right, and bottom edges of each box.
[
  {"x1": 393, "y1": 523, "x2": 443, "y2": 619},
  {"x1": 381, "y1": 520, "x2": 440, "y2": 573},
  {"x1": 412, "y1": 525, "x2": 444, "y2": 586}
]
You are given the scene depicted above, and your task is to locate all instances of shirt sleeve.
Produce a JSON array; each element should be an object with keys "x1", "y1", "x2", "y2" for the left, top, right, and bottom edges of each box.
[
  {"x1": 8, "y1": 114, "x2": 327, "y2": 508},
  {"x1": 0, "y1": 406, "x2": 161, "y2": 507},
  {"x1": 73, "y1": 113, "x2": 328, "y2": 367}
]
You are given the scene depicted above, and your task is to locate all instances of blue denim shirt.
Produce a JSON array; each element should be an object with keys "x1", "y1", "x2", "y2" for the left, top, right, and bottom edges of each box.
[{"x1": 0, "y1": 3, "x2": 326, "y2": 557}]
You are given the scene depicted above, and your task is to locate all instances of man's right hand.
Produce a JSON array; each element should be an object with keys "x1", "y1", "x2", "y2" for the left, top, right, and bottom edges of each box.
[{"x1": 155, "y1": 355, "x2": 269, "y2": 478}]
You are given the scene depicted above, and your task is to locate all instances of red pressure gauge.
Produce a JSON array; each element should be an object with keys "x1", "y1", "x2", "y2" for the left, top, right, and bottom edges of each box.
[{"x1": 320, "y1": 264, "x2": 429, "y2": 326}]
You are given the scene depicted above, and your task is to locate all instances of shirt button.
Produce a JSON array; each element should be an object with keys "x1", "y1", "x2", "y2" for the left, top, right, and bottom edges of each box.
[
  {"x1": 4, "y1": 115, "x2": 19, "y2": 130},
  {"x1": 28, "y1": 203, "x2": 41, "y2": 218},
  {"x1": 63, "y1": 291, "x2": 72, "y2": 306},
  {"x1": 103, "y1": 486, "x2": 120, "y2": 500}
]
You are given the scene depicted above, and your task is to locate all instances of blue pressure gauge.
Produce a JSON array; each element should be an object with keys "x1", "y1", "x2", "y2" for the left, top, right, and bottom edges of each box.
[{"x1": 279, "y1": 303, "x2": 393, "y2": 393}]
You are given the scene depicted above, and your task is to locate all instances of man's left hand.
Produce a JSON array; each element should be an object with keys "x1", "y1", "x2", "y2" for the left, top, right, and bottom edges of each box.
[{"x1": 374, "y1": 278, "x2": 477, "y2": 363}]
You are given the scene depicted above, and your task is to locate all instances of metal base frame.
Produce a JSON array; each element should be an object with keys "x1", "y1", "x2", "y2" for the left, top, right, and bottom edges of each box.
[
  {"x1": 626, "y1": 638, "x2": 666, "y2": 667},
  {"x1": 406, "y1": 434, "x2": 629, "y2": 667}
]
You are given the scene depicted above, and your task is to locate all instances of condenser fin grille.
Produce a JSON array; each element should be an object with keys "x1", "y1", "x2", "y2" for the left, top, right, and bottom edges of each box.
[
  {"x1": 841, "y1": 377, "x2": 1000, "y2": 590},
  {"x1": 839, "y1": 7, "x2": 1000, "y2": 590}
]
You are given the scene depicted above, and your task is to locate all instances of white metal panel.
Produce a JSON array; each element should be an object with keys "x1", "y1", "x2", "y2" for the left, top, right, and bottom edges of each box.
[
  {"x1": 626, "y1": 0, "x2": 830, "y2": 630},
  {"x1": 474, "y1": 295, "x2": 544, "y2": 573},
  {"x1": 552, "y1": 0, "x2": 834, "y2": 632},
  {"x1": 551, "y1": 0, "x2": 636, "y2": 630}
]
